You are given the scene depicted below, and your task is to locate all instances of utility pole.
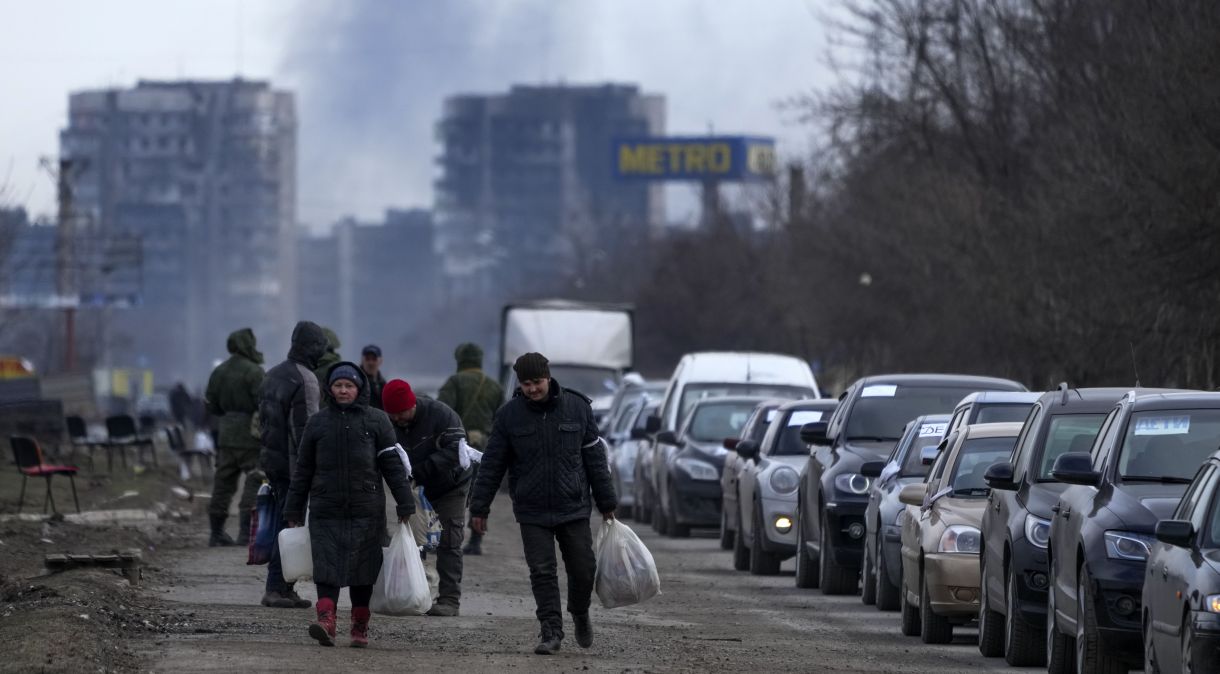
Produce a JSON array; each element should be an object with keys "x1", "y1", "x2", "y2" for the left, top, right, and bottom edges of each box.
[{"x1": 41, "y1": 157, "x2": 88, "y2": 372}]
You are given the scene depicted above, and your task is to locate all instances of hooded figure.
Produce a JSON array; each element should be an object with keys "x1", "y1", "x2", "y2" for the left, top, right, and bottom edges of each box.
[
  {"x1": 437, "y1": 342, "x2": 504, "y2": 449},
  {"x1": 203, "y1": 328, "x2": 265, "y2": 547},
  {"x1": 312, "y1": 327, "x2": 342, "y2": 388},
  {"x1": 284, "y1": 361, "x2": 415, "y2": 648}
]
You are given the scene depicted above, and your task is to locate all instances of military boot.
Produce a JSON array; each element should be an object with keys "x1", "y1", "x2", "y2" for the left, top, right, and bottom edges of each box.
[{"x1": 208, "y1": 514, "x2": 235, "y2": 547}]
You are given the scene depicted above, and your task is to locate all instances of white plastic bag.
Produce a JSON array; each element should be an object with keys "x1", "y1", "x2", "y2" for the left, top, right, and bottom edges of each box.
[
  {"x1": 458, "y1": 439, "x2": 482, "y2": 469},
  {"x1": 370, "y1": 523, "x2": 432, "y2": 616},
  {"x1": 378, "y1": 443, "x2": 412, "y2": 477},
  {"x1": 278, "y1": 525, "x2": 313, "y2": 583},
  {"x1": 594, "y1": 519, "x2": 660, "y2": 608}
]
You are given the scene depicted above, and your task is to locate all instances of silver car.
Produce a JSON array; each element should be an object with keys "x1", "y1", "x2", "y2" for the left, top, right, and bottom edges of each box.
[{"x1": 609, "y1": 400, "x2": 658, "y2": 521}]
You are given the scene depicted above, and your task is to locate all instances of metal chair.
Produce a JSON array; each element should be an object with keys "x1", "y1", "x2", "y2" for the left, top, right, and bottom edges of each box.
[
  {"x1": 167, "y1": 425, "x2": 212, "y2": 481},
  {"x1": 11, "y1": 435, "x2": 81, "y2": 514},
  {"x1": 66, "y1": 415, "x2": 108, "y2": 470},
  {"x1": 105, "y1": 415, "x2": 158, "y2": 468}
]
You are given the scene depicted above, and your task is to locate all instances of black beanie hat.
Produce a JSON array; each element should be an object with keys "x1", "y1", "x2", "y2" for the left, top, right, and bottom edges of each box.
[
  {"x1": 513, "y1": 352, "x2": 550, "y2": 382},
  {"x1": 328, "y1": 364, "x2": 363, "y2": 388}
]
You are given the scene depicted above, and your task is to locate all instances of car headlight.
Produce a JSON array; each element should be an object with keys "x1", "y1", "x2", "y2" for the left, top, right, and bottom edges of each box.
[
  {"x1": 1206, "y1": 594, "x2": 1220, "y2": 613},
  {"x1": 1024, "y1": 514, "x2": 1051, "y2": 549},
  {"x1": 834, "y1": 473, "x2": 871, "y2": 495},
  {"x1": 675, "y1": 457, "x2": 718, "y2": 481},
  {"x1": 1103, "y1": 531, "x2": 1155, "y2": 562},
  {"x1": 769, "y1": 466, "x2": 800, "y2": 494},
  {"x1": 938, "y1": 525, "x2": 981, "y2": 554}
]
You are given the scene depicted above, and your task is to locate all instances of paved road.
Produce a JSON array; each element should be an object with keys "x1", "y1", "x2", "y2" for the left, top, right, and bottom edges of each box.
[{"x1": 136, "y1": 498, "x2": 1038, "y2": 672}]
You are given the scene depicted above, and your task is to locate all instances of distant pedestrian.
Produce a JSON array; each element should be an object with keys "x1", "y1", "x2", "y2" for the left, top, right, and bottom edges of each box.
[
  {"x1": 437, "y1": 342, "x2": 504, "y2": 556},
  {"x1": 203, "y1": 328, "x2": 265, "y2": 547},
  {"x1": 312, "y1": 327, "x2": 342, "y2": 386},
  {"x1": 169, "y1": 382, "x2": 192, "y2": 428},
  {"x1": 284, "y1": 363, "x2": 415, "y2": 648},
  {"x1": 256, "y1": 320, "x2": 328, "y2": 610},
  {"x1": 383, "y1": 379, "x2": 469, "y2": 616},
  {"x1": 360, "y1": 344, "x2": 387, "y2": 410},
  {"x1": 470, "y1": 352, "x2": 616, "y2": 655}
]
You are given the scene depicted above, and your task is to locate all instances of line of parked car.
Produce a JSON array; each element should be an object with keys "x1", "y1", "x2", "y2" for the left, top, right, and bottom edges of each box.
[{"x1": 602, "y1": 356, "x2": 1220, "y2": 673}]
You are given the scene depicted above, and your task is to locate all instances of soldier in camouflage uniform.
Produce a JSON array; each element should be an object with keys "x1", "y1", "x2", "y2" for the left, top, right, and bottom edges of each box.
[{"x1": 204, "y1": 328, "x2": 265, "y2": 547}]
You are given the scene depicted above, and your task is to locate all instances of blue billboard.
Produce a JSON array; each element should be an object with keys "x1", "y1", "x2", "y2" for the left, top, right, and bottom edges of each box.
[{"x1": 613, "y1": 135, "x2": 777, "y2": 181}]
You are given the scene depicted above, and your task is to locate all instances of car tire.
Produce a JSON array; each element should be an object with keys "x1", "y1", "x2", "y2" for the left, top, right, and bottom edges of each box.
[
  {"x1": 732, "y1": 511, "x2": 751, "y2": 571},
  {"x1": 1076, "y1": 567, "x2": 1126, "y2": 673},
  {"x1": 652, "y1": 495, "x2": 669, "y2": 535},
  {"x1": 1182, "y1": 610, "x2": 1195, "y2": 674},
  {"x1": 718, "y1": 500, "x2": 735, "y2": 550},
  {"x1": 818, "y1": 510, "x2": 857, "y2": 595},
  {"x1": 1046, "y1": 574, "x2": 1076, "y2": 674},
  {"x1": 794, "y1": 509, "x2": 819, "y2": 588},
  {"x1": 666, "y1": 486, "x2": 691, "y2": 538},
  {"x1": 978, "y1": 554, "x2": 1004, "y2": 657},
  {"x1": 860, "y1": 532, "x2": 877, "y2": 605},
  {"x1": 749, "y1": 501, "x2": 781, "y2": 575},
  {"x1": 1143, "y1": 612, "x2": 1161, "y2": 674},
  {"x1": 919, "y1": 571, "x2": 953, "y2": 644},
  {"x1": 900, "y1": 577, "x2": 921, "y2": 636},
  {"x1": 1004, "y1": 564, "x2": 1044, "y2": 666},
  {"x1": 874, "y1": 538, "x2": 900, "y2": 611}
]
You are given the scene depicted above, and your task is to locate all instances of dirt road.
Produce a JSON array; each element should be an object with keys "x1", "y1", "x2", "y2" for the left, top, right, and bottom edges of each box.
[{"x1": 132, "y1": 499, "x2": 1037, "y2": 673}]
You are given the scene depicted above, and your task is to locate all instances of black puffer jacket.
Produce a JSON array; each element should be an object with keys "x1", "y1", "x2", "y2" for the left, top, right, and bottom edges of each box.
[
  {"x1": 470, "y1": 379, "x2": 616, "y2": 527},
  {"x1": 258, "y1": 321, "x2": 328, "y2": 479},
  {"x1": 283, "y1": 362, "x2": 414, "y2": 587},
  {"x1": 393, "y1": 396, "x2": 470, "y2": 502}
]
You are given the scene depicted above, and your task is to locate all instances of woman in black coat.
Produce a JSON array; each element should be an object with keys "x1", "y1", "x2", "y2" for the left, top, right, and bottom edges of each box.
[{"x1": 283, "y1": 362, "x2": 414, "y2": 648}]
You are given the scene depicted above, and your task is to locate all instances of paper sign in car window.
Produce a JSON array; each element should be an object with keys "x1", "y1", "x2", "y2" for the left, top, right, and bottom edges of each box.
[
  {"x1": 766, "y1": 410, "x2": 778, "y2": 422},
  {"x1": 787, "y1": 411, "x2": 824, "y2": 426},
  {"x1": 1133, "y1": 416, "x2": 1191, "y2": 436},
  {"x1": 920, "y1": 423, "x2": 947, "y2": 437},
  {"x1": 862, "y1": 385, "x2": 898, "y2": 398}
]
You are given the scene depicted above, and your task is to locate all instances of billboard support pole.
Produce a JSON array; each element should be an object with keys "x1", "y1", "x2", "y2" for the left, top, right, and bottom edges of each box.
[{"x1": 701, "y1": 178, "x2": 721, "y2": 229}]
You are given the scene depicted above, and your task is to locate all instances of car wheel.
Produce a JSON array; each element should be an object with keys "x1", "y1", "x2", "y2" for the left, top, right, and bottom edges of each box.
[
  {"x1": 652, "y1": 494, "x2": 669, "y2": 535},
  {"x1": 919, "y1": 569, "x2": 953, "y2": 644},
  {"x1": 1004, "y1": 564, "x2": 1044, "y2": 666},
  {"x1": 666, "y1": 486, "x2": 691, "y2": 538},
  {"x1": 874, "y1": 537, "x2": 900, "y2": 611},
  {"x1": 1182, "y1": 611, "x2": 1194, "y2": 674},
  {"x1": 637, "y1": 484, "x2": 651, "y2": 522},
  {"x1": 718, "y1": 499, "x2": 735, "y2": 550},
  {"x1": 818, "y1": 510, "x2": 857, "y2": 595},
  {"x1": 1143, "y1": 612, "x2": 1161, "y2": 674},
  {"x1": 900, "y1": 576, "x2": 921, "y2": 636},
  {"x1": 860, "y1": 532, "x2": 877, "y2": 605},
  {"x1": 1046, "y1": 573, "x2": 1076, "y2": 674},
  {"x1": 732, "y1": 507, "x2": 751, "y2": 571},
  {"x1": 978, "y1": 554, "x2": 1004, "y2": 657},
  {"x1": 1076, "y1": 567, "x2": 1126, "y2": 673},
  {"x1": 749, "y1": 500, "x2": 781, "y2": 575},
  {"x1": 794, "y1": 508, "x2": 819, "y2": 588}
]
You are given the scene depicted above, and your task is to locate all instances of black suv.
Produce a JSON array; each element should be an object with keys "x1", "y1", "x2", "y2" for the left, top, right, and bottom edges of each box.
[
  {"x1": 1046, "y1": 390, "x2": 1220, "y2": 672},
  {"x1": 794, "y1": 373, "x2": 1025, "y2": 594},
  {"x1": 978, "y1": 386, "x2": 1127, "y2": 666}
]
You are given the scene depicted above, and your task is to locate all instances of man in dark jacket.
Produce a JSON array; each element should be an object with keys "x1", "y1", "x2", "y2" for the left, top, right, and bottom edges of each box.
[
  {"x1": 383, "y1": 379, "x2": 470, "y2": 617},
  {"x1": 203, "y1": 328, "x2": 265, "y2": 547},
  {"x1": 360, "y1": 344, "x2": 387, "y2": 410},
  {"x1": 470, "y1": 352, "x2": 616, "y2": 655},
  {"x1": 257, "y1": 320, "x2": 328, "y2": 609},
  {"x1": 437, "y1": 342, "x2": 504, "y2": 556}
]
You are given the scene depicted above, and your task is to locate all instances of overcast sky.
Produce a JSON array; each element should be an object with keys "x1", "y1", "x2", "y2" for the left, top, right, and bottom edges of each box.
[{"x1": 1, "y1": 1, "x2": 839, "y2": 229}]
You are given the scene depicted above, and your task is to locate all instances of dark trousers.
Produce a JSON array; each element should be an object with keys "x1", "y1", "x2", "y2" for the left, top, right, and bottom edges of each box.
[
  {"x1": 208, "y1": 446, "x2": 260, "y2": 519},
  {"x1": 431, "y1": 487, "x2": 467, "y2": 606},
  {"x1": 265, "y1": 474, "x2": 293, "y2": 593},
  {"x1": 317, "y1": 583, "x2": 372, "y2": 608},
  {"x1": 519, "y1": 518, "x2": 596, "y2": 638}
]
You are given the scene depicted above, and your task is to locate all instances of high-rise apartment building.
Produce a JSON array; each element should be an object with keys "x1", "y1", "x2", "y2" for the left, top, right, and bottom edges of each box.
[
  {"x1": 59, "y1": 78, "x2": 297, "y2": 386},
  {"x1": 435, "y1": 84, "x2": 665, "y2": 297}
]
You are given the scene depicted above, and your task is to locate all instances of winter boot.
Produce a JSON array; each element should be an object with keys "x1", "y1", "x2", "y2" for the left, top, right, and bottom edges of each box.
[
  {"x1": 284, "y1": 585, "x2": 312, "y2": 608},
  {"x1": 426, "y1": 602, "x2": 459, "y2": 617},
  {"x1": 349, "y1": 607, "x2": 370, "y2": 648},
  {"x1": 208, "y1": 514, "x2": 235, "y2": 547},
  {"x1": 573, "y1": 612, "x2": 593, "y2": 648},
  {"x1": 534, "y1": 629, "x2": 562, "y2": 655},
  {"x1": 309, "y1": 598, "x2": 337, "y2": 647},
  {"x1": 260, "y1": 590, "x2": 295, "y2": 608},
  {"x1": 236, "y1": 512, "x2": 251, "y2": 546},
  {"x1": 463, "y1": 531, "x2": 483, "y2": 556}
]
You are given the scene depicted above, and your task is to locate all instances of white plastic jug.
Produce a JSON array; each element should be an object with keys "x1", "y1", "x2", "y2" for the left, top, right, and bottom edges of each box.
[{"x1": 278, "y1": 525, "x2": 313, "y2": 583}]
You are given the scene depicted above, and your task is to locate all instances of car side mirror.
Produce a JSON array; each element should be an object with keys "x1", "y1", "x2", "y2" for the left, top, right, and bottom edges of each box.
[
  {"x1": 723, "y1": 437, "x2": 740, "y2": 451},
  {"x1": 860, "y1": 460, "x2": 886, "y2": 478},
  {"x1": 984, "y1": 462, "x2": 1017, "y2": 491},
  {"x1": 1154, "y1": 520, "x2": 1194, "y2": 548},
  {"x1": 630, "y1": 428, "x2": 649, "y2": 441},
  {"x1": 800, "y1": 421, "x2": 829, "y2": 445},
  {"x1": 1050, "y1": 452, "x2": 1101, "y2": 487},
  {"x1": 920, "y1": 446, "x2": 939, "y2": 466},
  {"x1": 645, "y1": 415, "x2": 661, "y2": 433},
  {"x1": 655, "y1": 430, "x2": 679, "y2": 446},
  {"x1": 735, "y1": 440, "x2": 760, "y2": 460},
  {"x1": 898, "y1": 483, "x2": 927, "y2": 506}
]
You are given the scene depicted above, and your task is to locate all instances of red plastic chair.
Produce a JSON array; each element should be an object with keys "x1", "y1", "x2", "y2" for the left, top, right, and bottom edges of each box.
[{"x1": 11, "y1": 435, "x2": 81, "y2": 515}]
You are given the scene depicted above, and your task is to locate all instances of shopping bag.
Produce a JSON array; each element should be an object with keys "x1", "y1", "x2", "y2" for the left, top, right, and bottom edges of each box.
[
  {"x1": 594, "y1": 519, "x2": 661, "y2": 608},
  {"x1": 459, "y1": 439, "x2": 483, "y2": 468},
  {"x1": 246, "y1": 482, "x2": 278, "y2": 565},
  {"x1": 412, "y1": 488, "x2": 443, "y2": 551},
  {"x1": 278, "y1": 525, "x2": 313, "y2": 583},
  {"x1": 370, "y1": 523, "x2": 432, "y2": 616}
]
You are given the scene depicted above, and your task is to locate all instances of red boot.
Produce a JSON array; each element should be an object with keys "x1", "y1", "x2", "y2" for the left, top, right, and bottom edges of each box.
[
  {"x1": 308, "y1": 598, "x2": 337, "y2": 647},
  {"x1": 350, "y1": 607, "x2": 370, "y2": 648}
]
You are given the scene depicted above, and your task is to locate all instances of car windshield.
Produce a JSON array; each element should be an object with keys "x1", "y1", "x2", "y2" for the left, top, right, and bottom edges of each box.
[
  {"x1": 1036, "y1": 413, "x2": 1107, "y2": 480},
  {"x1": 950, "y1": 436, "x2": 1017, "y2": 494},
  {"x1": 774, "y1": 409, "x2": 829, "y2": 456},
  {"x1": 846, "y1": 385, "x2": 994, "y2": 441},
  {"x1": 900, "y1": 422, "x2": 948, "y2": 478},
  {"x1": 679, "y1": 384, "x2": 810, "y2": 425},
  {"x1": 688, "y1": 401, "x2": 760, "y2": 442},
  {"x1": 1118, "y1": 409, "x2": 1220, "y2": 482},
  {"x1": 549, "y1": 365, "x2": 620, "y2": 398},
  {"x1": 975, "y1": 403, "x2": 1035, "y2": 424}
]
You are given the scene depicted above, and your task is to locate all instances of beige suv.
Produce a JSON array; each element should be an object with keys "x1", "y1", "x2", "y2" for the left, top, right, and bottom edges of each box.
[{"x1": 898, "y1": 422, "x2": 1022, "y2": 644}]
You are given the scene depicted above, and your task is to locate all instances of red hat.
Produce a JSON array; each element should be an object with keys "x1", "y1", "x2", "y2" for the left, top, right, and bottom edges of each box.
[{"x1": 383, "y1": 379, "x2": 417, "y2": 414}]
